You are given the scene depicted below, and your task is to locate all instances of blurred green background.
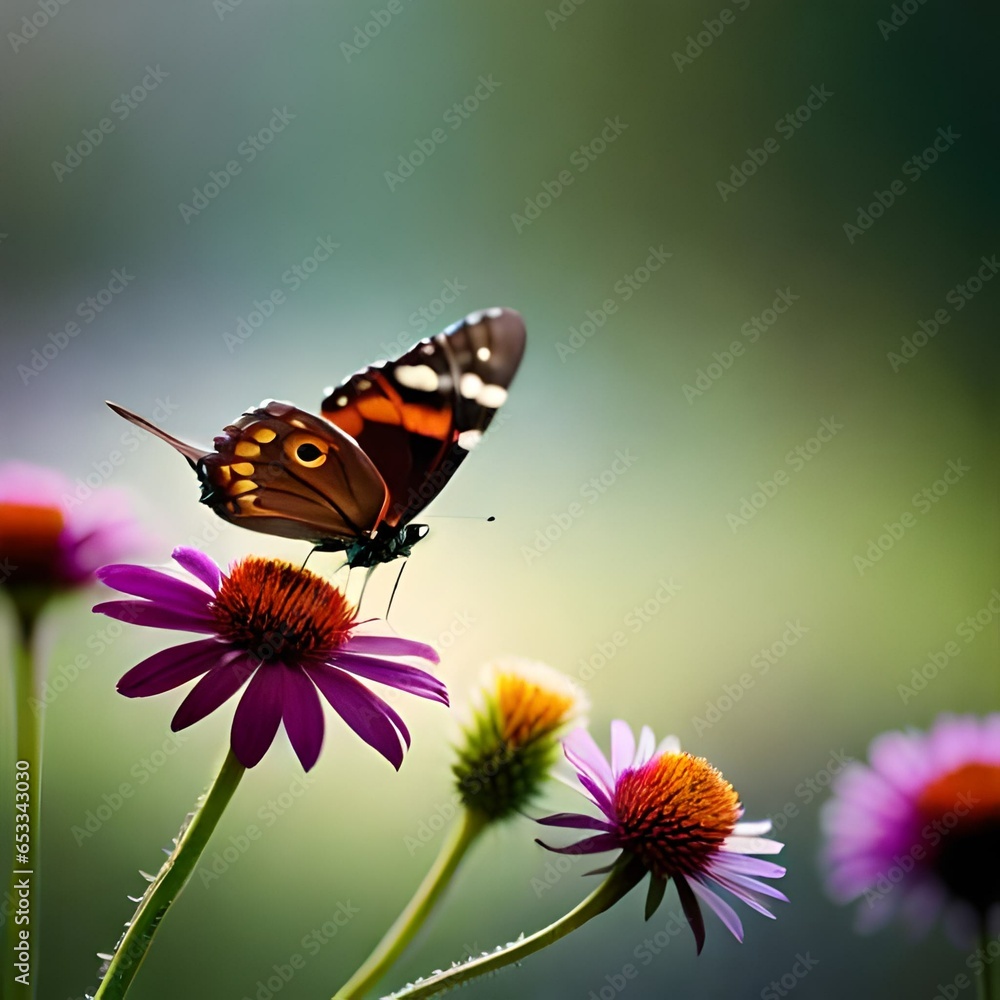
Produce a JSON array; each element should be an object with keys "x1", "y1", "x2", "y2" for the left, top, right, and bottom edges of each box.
[{"x1": 1, "y1": 1, "x2": 997, "y2": 997}]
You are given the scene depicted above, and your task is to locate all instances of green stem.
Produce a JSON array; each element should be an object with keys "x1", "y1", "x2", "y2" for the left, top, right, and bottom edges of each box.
[
  {"x1": 5, "y1": 635, "x2": 42, "y2": 1000},
  {"x1": 334, "y1": 808, "x2": 489, "y2": 1000},
  {"x1": 384, "y1": 857, "x2": 647, "y2": 1000},
  {"x1": 92, "y1": 748, "x2": 246, "y2": 1000},
  {"x1": 978, "y1": 915, "x2": 995, "y2": 1000}
]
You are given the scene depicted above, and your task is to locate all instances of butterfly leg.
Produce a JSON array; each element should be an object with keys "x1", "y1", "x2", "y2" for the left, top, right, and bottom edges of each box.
[{"x1": 385, "y1": 559, "x2": 409, "y2": 621}]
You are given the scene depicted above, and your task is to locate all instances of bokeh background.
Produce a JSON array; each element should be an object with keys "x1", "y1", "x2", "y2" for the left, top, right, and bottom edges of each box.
[{"x1": 1, "y1": 1, "x2": 997, "y2": 997}]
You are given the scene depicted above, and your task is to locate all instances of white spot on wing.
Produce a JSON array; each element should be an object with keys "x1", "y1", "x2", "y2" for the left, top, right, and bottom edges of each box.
[
  {"x1": 460, "y1": 373, "x2": 484, "y2": 399},
  {"x1": 457, "y1": 429, "x2": 483, "y2": 450},
  {"x1": 335, "y1": 395, "x2": 348, "y2": 407},
  {"x1": 485, "y1": 307, "x2": 504, "y2": 319},
  {"x1": 476, "y1": 346, "x2": 491, "y2": 361},
  {"x1": 395, "y1": 364, "x2": 439, "y2": 392},
  {"x1": 477, "y1": 384, "x2": 508, "y2": 408},
  {"x1": 465, "y1": 311, "x2": 483, "y2": 325},
  {"x1": 420, "y1": 342, "x2": 435, "y2": 355}
]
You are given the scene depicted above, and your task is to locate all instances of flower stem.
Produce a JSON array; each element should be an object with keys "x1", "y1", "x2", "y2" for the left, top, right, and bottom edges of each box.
[
  {"x1": 333, "y1": 807, "x2": 489, "y2": 1000},
  {"x1": 92, "y1": 748, "x2": 246, "y2": 1000},
  {"x1": 384, "y1": 857, "x2": 647, "y2": 1000},
  {"x1": 978, "y1": 915, "x2": 995, "y2": 1000},
  {"x1": 6, "y1": 634, "x2": 42, "y2": 1000}
]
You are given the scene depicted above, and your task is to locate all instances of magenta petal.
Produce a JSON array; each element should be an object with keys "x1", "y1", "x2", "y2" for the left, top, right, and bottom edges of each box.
[
  {"x1": 97, "y1": 564, "x2": 215, "y2": 614},
  {"x1": 342, "y1": 634, "x2": 439, "y2": 664},
  {"x1": 230, "y1": 668, "x2": 285, "y2": 768},
  {"x1": 171, "y1": 547, "x2": 221, "y2": 593},
  {"x1": 577, "y1": 773, "x2": 614, "y2": 817},
  {"x1": 328, "y1": 651, "x2": 448, "y2": 704},
  {"x1": 171, "y1": 654, "x2": 257, "y2": 730},
  {"x1": 305, "y1": 665, "x2": 408, "y2": 769},
  {"x1": 536, "y1": 833, "x2": 619, "y2": 855},
  {"x1": 536, "y1": 812, "x2": 614, "y2": 832},
  {"x1": 281, "y1": 668, "x2": 325, "y2": 771},
  {"x1": 118, "y1": 638, "x2": 229, "y2": 697},
  {"x1": 93, "y1": 600, "x2": 218, "y2": 634}
]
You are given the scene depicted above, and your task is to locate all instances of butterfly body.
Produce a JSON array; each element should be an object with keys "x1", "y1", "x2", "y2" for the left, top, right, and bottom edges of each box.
[{"x1": 110, "y1": 307, "x2": 525, "y2": 567}]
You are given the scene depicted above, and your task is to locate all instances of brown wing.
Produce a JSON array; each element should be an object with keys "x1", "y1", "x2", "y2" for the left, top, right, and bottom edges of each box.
[
  {"x1": 109, "y1": 399, "x2": 389, "y2": 547},
  {"x1": 321, "y1": 307, "x2": 526, "y2": 527}
]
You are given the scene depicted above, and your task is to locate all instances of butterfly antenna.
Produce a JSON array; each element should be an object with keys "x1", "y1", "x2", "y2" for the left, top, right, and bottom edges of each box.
[
  {"x1": 386, "y1": 559, "x2": 408, "y2": 621},
  {"x1": 300, "y1": 545, "x2": 319, "y2": 571}
]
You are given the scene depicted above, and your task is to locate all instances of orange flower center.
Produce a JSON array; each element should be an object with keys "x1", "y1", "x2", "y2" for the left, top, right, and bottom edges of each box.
[
  {"x1": 915, "y1": 762, "x2": 1000, "y2": 912},
  {"x1": 614, "y1": 753, "x2": 741, "y2": 879},
  {"x1": 211, "y1": 557, "x2": 356, "y2": 662},
  {"x1": 496, "y1": 674, "x2": 575, "y2": 748},
  {"x1": 0, "y1": 502, "x2": 65, "y2": 585}
]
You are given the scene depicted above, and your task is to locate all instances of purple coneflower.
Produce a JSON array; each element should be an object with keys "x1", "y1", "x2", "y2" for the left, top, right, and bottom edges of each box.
[
  {"x1": 0, "y1": 461, "x2": 143, "y2": 602},
  {"x1": 822, "y1": 713, "x2": 1000, "y2": 942},
  {"x1": 94, "y1": 546, "x2": 447, "y2": 770},
  {"x1": 537, "y1": 720, "x2": 787, "y2": 952}
]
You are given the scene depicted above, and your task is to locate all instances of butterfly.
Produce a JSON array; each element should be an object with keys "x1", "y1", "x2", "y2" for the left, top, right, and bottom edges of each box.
[{"x1": 109, "y1": 307, "x2": 526, "y2": 568}]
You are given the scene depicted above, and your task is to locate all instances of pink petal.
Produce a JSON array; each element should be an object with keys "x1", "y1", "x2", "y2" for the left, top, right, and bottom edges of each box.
[
  {"x1": 342, "y1": 633, "x2": 439, "y2": 664},
  {"x1": 230, "y1": 668, "x2": 285, "y2": 767},
  {"x1": 94, "y1": 599, "x2": 218, "y2": 633},
  {"x1": 610, "y1": 720, "x2": 636, "y2": 778},
  {"x1": 536, "y1": 812, "x2": 615, "y2": 832},
  {"x1": 305, "y1": 665, "x2": 409, "y2": 769},
  {"x1": 171, "y1": 654, "x2": 257, "y2": 730},
  {"x1": 281, "y1": 668, "x2": 326, "y2": 771},
  {"x1": 689, "y1": 878, "x2": 744, "y2": 942},
  {"x1": 117, "y1": 638, "x2": 231, "y2": 696},
  {"x1": 97, "y1": 564, "x2": 215, "y2": 614},
  {"x1": 563, "y1": 728, "x2": 614, "y2": 795},
  {"x1": 329, "y1": 651, "x2": 448, "y2": 704},
  {"x1": 171, "y1": 547, "x2": 222, "y2": 593}
]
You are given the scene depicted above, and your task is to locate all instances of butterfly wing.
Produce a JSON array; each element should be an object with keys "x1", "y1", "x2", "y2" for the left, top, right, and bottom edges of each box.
[
  {"x1": 109, "y1": 400, "x2": 389, "y2": 548},
  {"x1": 321, "y1": 307, "x2": 526, "y2": 527}
]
